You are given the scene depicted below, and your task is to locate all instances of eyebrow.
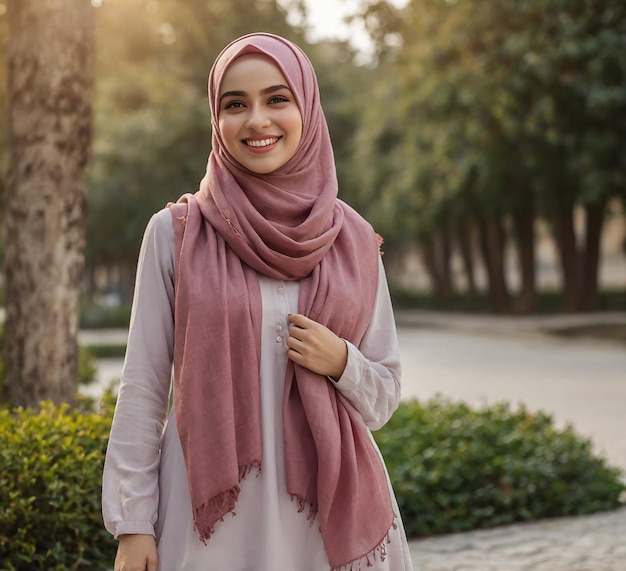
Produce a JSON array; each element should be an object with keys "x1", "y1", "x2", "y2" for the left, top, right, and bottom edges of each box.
[{"x1": 219, "y1": 84, "x2": 291, "y2": 103}]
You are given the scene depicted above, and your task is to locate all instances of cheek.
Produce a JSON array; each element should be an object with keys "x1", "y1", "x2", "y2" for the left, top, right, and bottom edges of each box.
[
  {"x1": 288, "y1": 111, "x2": 304, "y2": 145},
  {"x1": 218, "y1": 117, "x2": 238, "y2": 147}
]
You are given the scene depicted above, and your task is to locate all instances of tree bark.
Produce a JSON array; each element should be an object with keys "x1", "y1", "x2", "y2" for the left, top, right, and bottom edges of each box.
[
  {"x1": 512, "y1": 202, "x2": 536, "y2": 314},
  {"x1": 457, "y1": 221, "x2": 478, "y2": 297},
  {"x1": 420, "y1": 229, "x2": 452, "y2": 304},
  {"x1": 477, "y1": 214, "x2": 510, "y2": 313},
  {"x1": 579, "y1": 202, "x2": 605, "y2": 311},
  {"x1": 3, "y1": 0, "x2": 94, "y2": 407},
  {"x1": 552, "y1": 208, "x2": 580, "y2": 312}
]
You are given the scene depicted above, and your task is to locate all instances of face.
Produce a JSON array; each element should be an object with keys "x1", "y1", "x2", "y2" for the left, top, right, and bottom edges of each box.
[{"x1": 218, "y1": 54, "x2": 303, "y2": 174}]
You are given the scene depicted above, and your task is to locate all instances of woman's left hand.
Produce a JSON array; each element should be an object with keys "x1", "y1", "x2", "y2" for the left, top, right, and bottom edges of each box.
[{"x1": 286, "y1": 314, "x2": 347, "y2": 380}]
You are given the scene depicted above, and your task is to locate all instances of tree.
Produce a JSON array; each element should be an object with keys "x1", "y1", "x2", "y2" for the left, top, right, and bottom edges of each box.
[
  {"x1": 2, "y1": 0, "x2": 94, "y2": 407},
  {"x1": 351, "y1": 0, "x2": 626, "y2": 312},
  {"x1": 0, "y1": 1, "x2": 7, "y2": 261}
]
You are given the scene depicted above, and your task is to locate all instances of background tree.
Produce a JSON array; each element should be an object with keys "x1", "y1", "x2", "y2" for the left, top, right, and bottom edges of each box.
[
  {"x1": 2, "y1": 0, "x2": 94, "y2": 406},
  {"x1": 350, "y1": 0, "x2": 626, "y2": 313},
  {"x1": 0, "y1": 1, "x2": 7, "y2": 266}
]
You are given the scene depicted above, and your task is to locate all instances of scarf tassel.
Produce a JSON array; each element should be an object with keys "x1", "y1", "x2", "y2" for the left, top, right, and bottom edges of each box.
[
  {"x1": 194, "y1": 461, "x2": 261, "y2": 544},
  {"x1": 291, "y1": 494, "x2": 318, "y2": 524},
  {"x1": 330, "y1": 518, "x2": 398, "y2": 571}
]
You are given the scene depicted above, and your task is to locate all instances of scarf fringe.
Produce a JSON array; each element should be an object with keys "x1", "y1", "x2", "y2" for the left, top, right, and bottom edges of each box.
[
  {"x1": 195, "y1": 461, "x2": 261, "y2": 544},
  {"x1": 329, "y1": 518, "x2": 398, "y2": 571},
  {"x1": 290, "y1": 494, "x2": 318, "y2": 524}
]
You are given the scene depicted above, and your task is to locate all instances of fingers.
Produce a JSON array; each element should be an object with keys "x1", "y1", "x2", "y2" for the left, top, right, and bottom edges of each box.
[
  {"x1": 286, "y1": 313, "x2": 320, "y2": 348},
  {"x1": 287, "y1": 313, "x2": 314, "y2": 329},
  {"x1": 115, "y1": 534, "x2": 158, "y2": 571},
  {"x1": 286, "y1": 314, "x2": 347, "y2": 379}
]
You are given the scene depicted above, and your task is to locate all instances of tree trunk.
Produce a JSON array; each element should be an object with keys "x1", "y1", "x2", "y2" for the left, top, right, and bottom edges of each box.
[
  {"x1": 420, "y1": 236, "x2": 443, "y2": 302},
  {"x1": 438, "y1": 225, "x2": 454, "y2": 301},
  {"x1": 420, "y1": 230, "x2": 452, "y2": 304},
  {"x1": 457, "y1": 221, "x2": 478, "y2": 297},
  {"x1": 552, "y1": 208, "x2": 580, "y2": 312},
  {"x1": 579, "y1": 202, "x2": 605, "y2": 311},
  {"x1": 477, "y1": 214, "x2": 510, "y2": 313},
  {"x1": 512, "y1": 203, "x2": 536, "y2": 314},
  {"x1": 3, "y1": 0, "x2": 94, "y2": 407}
]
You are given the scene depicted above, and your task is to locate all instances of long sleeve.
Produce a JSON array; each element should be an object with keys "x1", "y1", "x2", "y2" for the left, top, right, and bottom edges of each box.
[
  {"x1": 102, "y1": 209, "x2": 175, "y2": 538},
  {"x1": 333, "y1": 257, "x2": 402, "y2": 431}
]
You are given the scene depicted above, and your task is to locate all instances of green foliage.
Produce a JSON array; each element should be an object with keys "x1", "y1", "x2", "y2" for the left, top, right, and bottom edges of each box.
[
  {"x1": 82, "y1": 343, "x2": 127, "y2": 359},
  {"x1": 80, "y1": 300, "x2": 131, "y2": 329},
  {"x1": 350, "y1": 0, "x2": 626, "y2": 308},
  {"x1": 0, "y1": 394, "x2": 623, "y2": 567},
  {"x1": 0, "y1": 402, "x2": 117, "y2": 570},
  {"x1": 375, "y1": 399, "x2": 625, "y2": 538},
  {"x1": 391, "y1": 288, "x2": 626, "y2": 313},
  {"x1": 77, "y1": 346, "x2": 99, "y2": 388}
]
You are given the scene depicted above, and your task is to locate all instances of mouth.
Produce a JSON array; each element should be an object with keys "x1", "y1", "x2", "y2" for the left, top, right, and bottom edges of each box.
[{"x1": 243, "y1": 136, "x2": 281, "y2": 148}]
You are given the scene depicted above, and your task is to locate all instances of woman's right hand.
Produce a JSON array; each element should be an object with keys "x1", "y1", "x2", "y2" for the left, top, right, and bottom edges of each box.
[{"x1": 114, "y1": 534, "x2": 158, "y2": 571}]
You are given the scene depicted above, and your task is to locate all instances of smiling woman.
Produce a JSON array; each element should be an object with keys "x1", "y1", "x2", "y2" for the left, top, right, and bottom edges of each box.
[
  {"x1": 102, "y1": 32, "x2": 412, "y2": 571},
  {"x1": 217, "y1": 54, "x2": 303, "y2": 174}
]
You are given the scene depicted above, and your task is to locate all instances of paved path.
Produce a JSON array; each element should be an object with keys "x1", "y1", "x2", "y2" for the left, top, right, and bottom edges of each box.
[
  {"x1": 395, "y1": 311, "x2": 626, "y2": 570},
  {"x1": 408, "y1": 506, "x2": 626, "y2": 570},
  {"x1": 81, "y1": 312, "x2": 626, "y2": 570},
  {"x1": 396, "y1": 323, "x2": 626, "y2": 474}
]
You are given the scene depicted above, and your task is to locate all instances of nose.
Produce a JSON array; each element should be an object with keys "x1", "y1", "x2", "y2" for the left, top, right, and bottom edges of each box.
[{"x1": 245, "y1": 104, "x2": 271, "y2": 130}]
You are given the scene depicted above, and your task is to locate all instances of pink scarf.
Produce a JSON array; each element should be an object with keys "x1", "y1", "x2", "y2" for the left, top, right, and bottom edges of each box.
[{"x1": 169, "y1": 33, "x2": 395, "y2": 570}]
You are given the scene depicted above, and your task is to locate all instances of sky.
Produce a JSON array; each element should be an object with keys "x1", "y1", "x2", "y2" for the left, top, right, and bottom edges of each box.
[{"x1": 293, "y1": 0, "x2": 408, "y2": 54}]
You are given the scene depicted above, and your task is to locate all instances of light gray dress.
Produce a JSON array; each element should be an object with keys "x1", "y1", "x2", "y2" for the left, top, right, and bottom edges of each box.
[{"x1": 102, "y1": 208, "x2": 413, "y2": 571}]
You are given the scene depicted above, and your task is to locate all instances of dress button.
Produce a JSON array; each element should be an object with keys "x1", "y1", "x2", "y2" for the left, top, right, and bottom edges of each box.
[
  {"x1": 277, "y1": 286, "x2": 285, "y2": 294},
  {"x1": 276, "y1": 324, "x2": 283, "y2": 332},
  {"x1": 276, "y1": 336, "x2": 283, "y2": 343}
]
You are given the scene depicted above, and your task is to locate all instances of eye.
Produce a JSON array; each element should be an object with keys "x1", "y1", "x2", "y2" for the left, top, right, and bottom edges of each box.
[
  {"x1": 223, "y1": 100, "x2": 245, "y2": 110},
  {"x1": 268, "y1": 94, "x2": 289, "y2": 105}
]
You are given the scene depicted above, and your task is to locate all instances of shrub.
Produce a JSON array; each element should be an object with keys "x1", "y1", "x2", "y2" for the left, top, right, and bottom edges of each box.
[
  {"x1": 0, "y1": 402, "x2": 117, "y2": 570},
  {"x1": 82, "y1": 343, "x2": 127, "y2": 359},
  {"x1": 80, "y1": 301, "x2": 131, "y2": 330},
  {"x1": 1, "y1": 396, "x2": 624, "y2": 568},
  {"x1": 375, "y1": 398, "x2": 625, "y2": 537}
]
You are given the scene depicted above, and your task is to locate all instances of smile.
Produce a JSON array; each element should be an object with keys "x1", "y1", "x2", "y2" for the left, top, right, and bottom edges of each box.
[{"x1": 244, "y1": 137, "x2": 280, "y2": 148}]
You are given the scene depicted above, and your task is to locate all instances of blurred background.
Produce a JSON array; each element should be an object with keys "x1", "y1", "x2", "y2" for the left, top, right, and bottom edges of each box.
[
  {"x1": 1, "y1": 3, "x2": 626, "y2": 568},
  {"x1": 2, "y1": 0, "x2": 624, "y2": 318}
]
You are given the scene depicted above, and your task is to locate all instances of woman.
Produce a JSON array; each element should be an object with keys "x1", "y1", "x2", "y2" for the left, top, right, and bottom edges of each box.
[{"x1": 102, "y1": 32, "x2": 413, "y2": 571}]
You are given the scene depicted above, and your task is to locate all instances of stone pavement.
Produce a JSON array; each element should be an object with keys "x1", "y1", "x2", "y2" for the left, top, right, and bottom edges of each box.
[
  {"x1": 399, "y1": 310, "x2": 626, "y2": 571},
  {"x1": 408, "y1": 506, "x2": 626, "y2": 571}
]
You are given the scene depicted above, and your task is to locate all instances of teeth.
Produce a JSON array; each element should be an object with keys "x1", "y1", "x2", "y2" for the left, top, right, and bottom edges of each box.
[{"x1": 246, "y1": 137, "x2": 278, "y2": 148}]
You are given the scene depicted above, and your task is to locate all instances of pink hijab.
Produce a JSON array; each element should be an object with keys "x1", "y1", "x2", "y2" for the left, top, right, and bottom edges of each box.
[{"x1": 169, "y1": 33, "x2": 395, "y2": 570}]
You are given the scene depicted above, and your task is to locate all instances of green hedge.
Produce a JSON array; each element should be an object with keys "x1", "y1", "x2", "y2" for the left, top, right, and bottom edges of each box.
[
  {"x1": 389, "y1": 288, "x2": 626, "y2": 313},
  {"x1": 79, "y1": 301, "x2": 131, "y2": 330},
  {"x1": 0, "y1": 402, "x2": 117, "y2": 571},
  {"x1": 375, "y1": 398, "x2": 625, "y2": 537},
  {"x1": 0, "y1": 397, "x2": 623, "y2": 568}
]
